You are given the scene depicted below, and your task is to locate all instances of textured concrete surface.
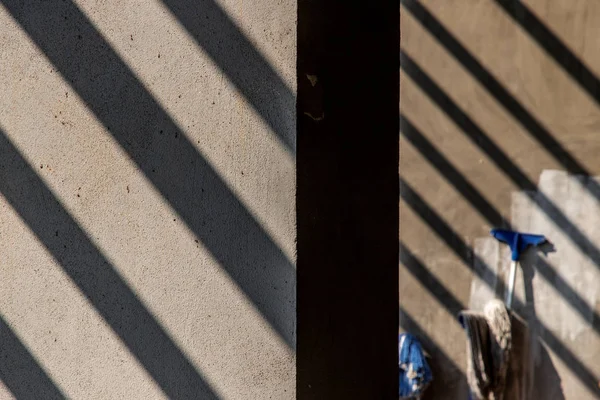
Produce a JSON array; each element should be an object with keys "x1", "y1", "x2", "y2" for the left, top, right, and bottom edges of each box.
[
  {"x1": 401, "y1": 1, "x2": 600, "y2": 399},
  {"x1": 0, "y1": 0, "x2": 295, "y2": 398}
]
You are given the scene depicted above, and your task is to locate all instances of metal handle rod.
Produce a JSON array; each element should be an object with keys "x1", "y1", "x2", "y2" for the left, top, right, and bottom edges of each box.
[{"x1": 505, "y1": 260, "x2": 518, "y2": 309}]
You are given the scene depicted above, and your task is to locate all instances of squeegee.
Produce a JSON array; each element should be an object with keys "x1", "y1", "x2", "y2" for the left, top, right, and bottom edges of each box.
[{"x1": 490, "y1": 229, "x2": 547, "y2": 309}]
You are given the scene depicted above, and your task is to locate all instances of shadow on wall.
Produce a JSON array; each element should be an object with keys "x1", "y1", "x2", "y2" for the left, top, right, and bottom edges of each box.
[
  {"x1": 400, "y1": 0, "x2": 600, "y2": 398},
  {"x1": 408, "y1": 312, "x2": 566, "y2": 400},
  {"x1": 400, "y1": 176, "x2": 599, "y2": 396},
  {"x1": 402, "y1": 0, "x2": 600, "y2": 187},
  {"x1": 401, "y1": 0, "x2": 600, "y2": 340},
  {"x1": 399, "y1": 20, "x2": 600, "y2": 392},
  {"x1": 506, "y1": 312, "x2": 565, "y2": 400},
  {"x1": 158, "y1": 0, "x2": 296, "y2": 153},
  {"x1": 0, "y1": 0, "x2": 295, "y2": 350},
  {"x1": 400, "y1": 254, "x2": 565, "y2": 400},
  {"x1": 520, "y1": 254, "x2": 565, "y2": 400},
  {"x1": 0, "y1": 315, "x2": 66, "y2": 399},
  {"x1": 532, "y1": 338, "x2": 565, "y2": 400},
  {"x1": 401, "y1": 0, "x2": 600, "y2": 317},
  {"x1": 0, "y1": 131, "x2": 219, "y2": 399},
  {"x1": 400, "y1": 266, "x2": 566, "y2": 400},
  {"x1": 0, "y1": 0, "x2": 297, "y2": 397}
]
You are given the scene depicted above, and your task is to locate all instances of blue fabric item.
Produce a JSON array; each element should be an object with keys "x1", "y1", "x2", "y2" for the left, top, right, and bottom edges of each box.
[
  {"x1": 490, "y1": 229, "x2": 546, "y2": 261},
  {"x1": 399, "y1": 333, "x2": 433, "y2": 399}
]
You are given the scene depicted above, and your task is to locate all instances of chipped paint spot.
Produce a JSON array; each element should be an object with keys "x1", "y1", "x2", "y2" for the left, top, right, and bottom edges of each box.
[
  {"x1": 306, "y1": 74, "x2": 318, "y2": 86},
  {"x1": 303, "y1": 112, "x2": 324, "y2": 122}
]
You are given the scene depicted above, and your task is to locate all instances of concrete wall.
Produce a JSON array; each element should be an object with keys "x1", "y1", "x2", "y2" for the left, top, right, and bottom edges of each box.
[
  {"x1": 401, "y1": 1, "x2": 600, "y2": 399},
  {"x1": 0, "y1": 0, "x2": 295, "y2": 398}
]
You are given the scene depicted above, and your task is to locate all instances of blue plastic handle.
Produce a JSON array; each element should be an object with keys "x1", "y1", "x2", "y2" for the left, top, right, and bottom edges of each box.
[{"x1": 490, "y1": 229, "x2": 546, "y2": 261}]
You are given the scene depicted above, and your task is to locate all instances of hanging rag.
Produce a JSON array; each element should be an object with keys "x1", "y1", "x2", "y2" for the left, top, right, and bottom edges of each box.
[
  {"x1": 398, "y1": 333, "x2": 433, "y2": 399},
  {"x1": 458, "y1": 299, "x2": 512, "y2": 400}
]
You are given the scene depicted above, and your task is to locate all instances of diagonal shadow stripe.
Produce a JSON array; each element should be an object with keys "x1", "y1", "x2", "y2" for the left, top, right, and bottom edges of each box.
[
  {"x1": 401, "y1": 51, "x2": 600, "y2": 281},
  {"x1": 400, "y1": 178, "x2": 502, "y2": 293},
  {"x1": 401, "y1": 114, "x2": 600, "y2": 334},
  {"x1": 400, "y1": 242, "x2": 463, "y2": 316},
  {"x1": 0, "y1": 130, "x2": 218, "y2": 399},
  {"x1": 402, "y1": 0, "x2": 600, "y2": 207},
  {"x1": 0, "y1": 0, "x2": 295, "y2": 347},
  {"x1": 493, "y1": 0, "x2": 600, "y2": 108},
  {"x1": 400, "y1": 307, "x2": 461, "y2": 372},
  {"x1": 159, "y1": 0, "x2": 296, "y2": 153},
  {"x1": 400, "y1": 114, "x2": 507, "y2": 227},
  {"x1": 0, "y1": 315, "x2": 66, "y2": 399},
  {"x1": 400, "y1": 308, "x2": 467, "y2": 372},
  {"x1": 400, "y1": 178, "x2": 600, "y2": 396}
]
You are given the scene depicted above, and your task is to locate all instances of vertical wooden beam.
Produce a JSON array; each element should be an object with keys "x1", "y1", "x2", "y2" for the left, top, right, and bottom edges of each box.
[{"x1": 297, "y1": 1, "x2": 400, "y2": 397}]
